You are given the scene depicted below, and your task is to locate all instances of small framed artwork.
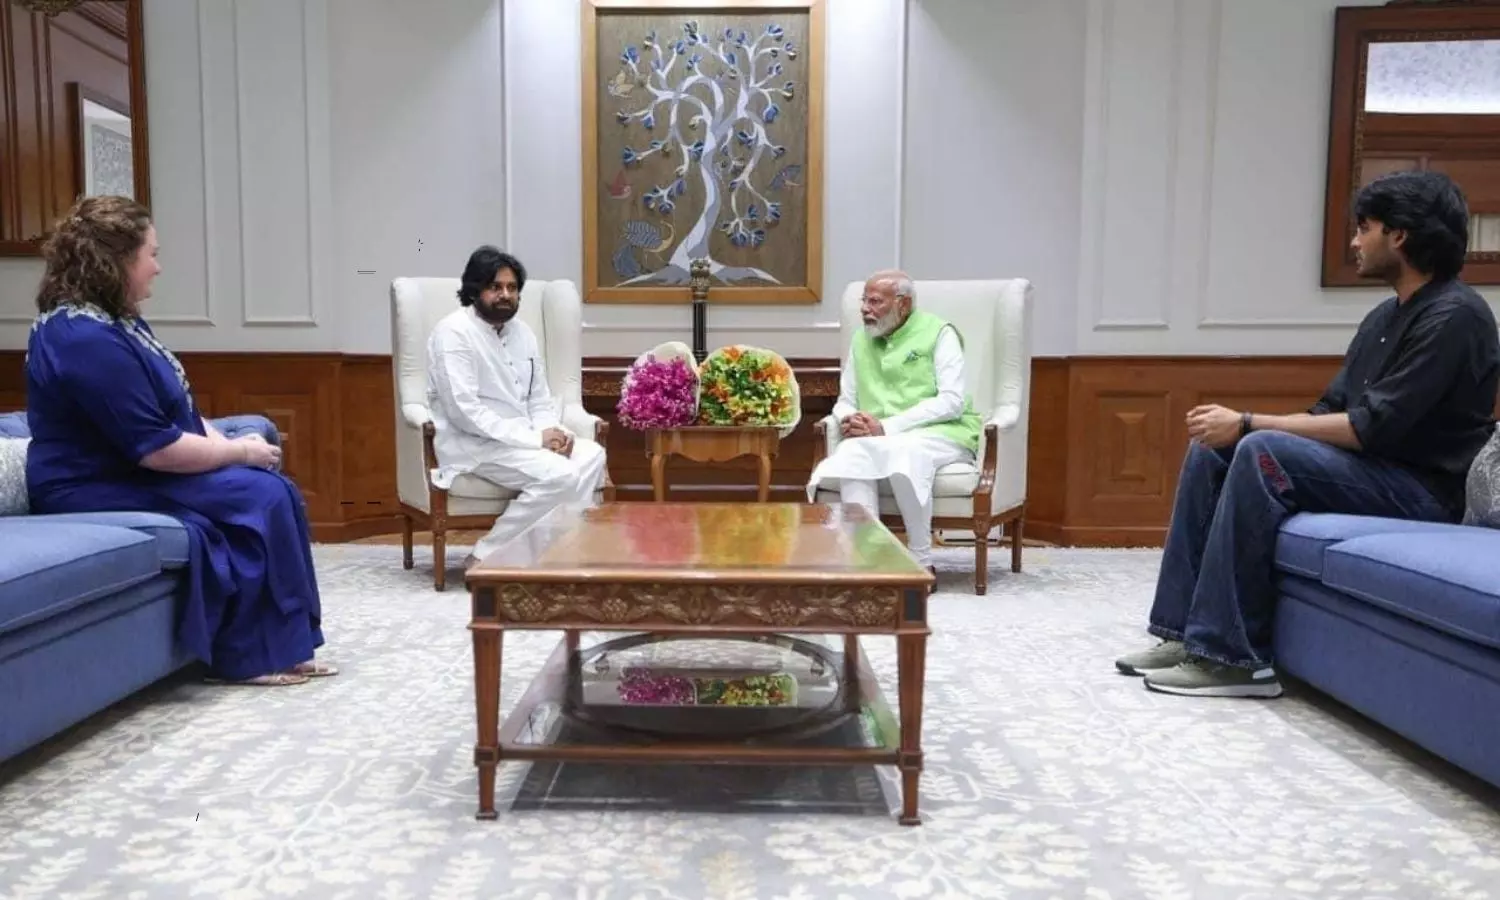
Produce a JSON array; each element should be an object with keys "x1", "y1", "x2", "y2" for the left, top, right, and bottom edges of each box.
[
  {"x1": 582, "y1": 0, "x2": 825, "y2": 305},
  {"x1": 69, "y1": 83, "x2": 135, "y2": 199}
]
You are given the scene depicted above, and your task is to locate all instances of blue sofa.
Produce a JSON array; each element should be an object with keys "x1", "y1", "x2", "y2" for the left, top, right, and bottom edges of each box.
[
  {"x1": 0, "y1": 411, "x2": 280, "y2": 763},
  {"x1": 1275, "y1": 512, "x2": 1500, "y2": 789}
]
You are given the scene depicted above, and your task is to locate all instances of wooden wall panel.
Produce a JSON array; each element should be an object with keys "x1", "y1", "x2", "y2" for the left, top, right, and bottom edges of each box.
[
  {"x1": 1032, "y1": 357, "x2": 1346, "y2": 546},
  {"x1": 0, "y1": 350, "x2": 399, "y2": 542},
  {"x1": 1, "y1": 350, "x2": 1379, "y2": 546},
  {"x1": 0, "y1": 0, "x2": 137, "y2": 253}
]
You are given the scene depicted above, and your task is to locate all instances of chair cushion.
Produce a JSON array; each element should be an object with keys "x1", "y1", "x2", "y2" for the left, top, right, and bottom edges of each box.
[
  {"x1": 0, "y1": 437, "x2": 28, "y2": 516},
  {"x1": 812, "y1": 460, "x2": 981, "y2": 508},
  {"x1": 1321, "y1": 530, "x2": 1500, "y2": 651},
  {"x1": 0, "y1": 521, "x2": 162, "y2": 638},
  {"x1": 446, "y1": 474, "x2": 517, "y2": 517},
  {"x1": 1276, "y1": 513, "x2": 1471, "y2": 579},
  {"x1": 448, "y1": 474, "x2": 520, "y2": 502},
  {"x1": 24, "y1": 511, "x2": 190, "y2": 569}
]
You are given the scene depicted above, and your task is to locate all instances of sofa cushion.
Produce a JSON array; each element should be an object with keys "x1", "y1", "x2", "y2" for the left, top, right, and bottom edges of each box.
[
  {"x1": 1321, "y1": 530, "x2": 1500, "y2": 652},
  {"x1": 24, "y1": 511, "x2": 189, "y2": 568},
  {"x1": 0, "y1": 412, "x2": 27, "y2": 439},
  {"x1": 1462, "y1": 424, "x2": 1500, "y2": 528},
  {"x1": 1276, "y1": 513, "x2": 1472, "y2": 579},
  {"x1": 0, "y1": 437, "x2": 27, "y2": 516},
  {"x1": 0, "y1": 521, "x2": 162, "y2": 638}
]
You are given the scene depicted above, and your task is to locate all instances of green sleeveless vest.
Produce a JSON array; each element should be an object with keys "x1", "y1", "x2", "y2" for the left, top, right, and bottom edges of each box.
[{"x1": 851, "y1": 309, "x2": 982, "y2": 452}]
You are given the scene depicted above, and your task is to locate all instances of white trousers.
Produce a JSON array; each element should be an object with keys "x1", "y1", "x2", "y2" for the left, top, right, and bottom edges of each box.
[
  {"x1": 467, "y1": 439, "x2": 608, "y2": 560},
  {"x1": 807, "y1": 433, "x2": 971, "y2": 568}
]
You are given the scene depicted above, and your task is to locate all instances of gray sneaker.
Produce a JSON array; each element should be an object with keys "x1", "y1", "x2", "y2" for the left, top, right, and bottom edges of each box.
[
  {"x1": 1115, "y1": 640, "x2": 1188, "y2": 676},
  {"x1": 1143, "y1": 658, "x2": 1283, "y2": 698}
]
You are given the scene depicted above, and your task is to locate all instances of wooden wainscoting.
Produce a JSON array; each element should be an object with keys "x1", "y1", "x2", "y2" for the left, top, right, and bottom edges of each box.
[
  {"x1": 1025, "y1": 356, "x2": 1344, "y2": 547},
  {"x1": 0, "y1": 351, "x2": 1351, "y2": 546},
  {"x1": 0, "y1": 351, "x2": 400, "y2": 542}
]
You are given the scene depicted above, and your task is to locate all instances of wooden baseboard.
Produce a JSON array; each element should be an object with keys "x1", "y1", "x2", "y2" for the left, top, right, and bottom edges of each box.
[{"x1": 0, "y1": 350, "x2": 1355, "y2": 547}]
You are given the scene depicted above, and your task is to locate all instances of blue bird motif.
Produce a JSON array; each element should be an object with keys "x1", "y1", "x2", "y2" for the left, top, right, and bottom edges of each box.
[{"x1": 768, "y1": 164, "x2": 802, "y2": 191}]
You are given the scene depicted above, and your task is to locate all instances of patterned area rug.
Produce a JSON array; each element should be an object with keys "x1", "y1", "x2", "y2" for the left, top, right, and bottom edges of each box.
[{"x1": 2, "y1": 544, "x2": 1499, "y2": 899}]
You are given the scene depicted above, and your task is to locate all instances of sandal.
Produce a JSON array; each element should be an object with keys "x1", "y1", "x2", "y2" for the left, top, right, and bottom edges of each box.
[
  {"x1": 205, "y1": 672, "x2": 310, "y2": 686},
  {"x1": 291, "y1": 660, "x2": 339, "y2": 677}
]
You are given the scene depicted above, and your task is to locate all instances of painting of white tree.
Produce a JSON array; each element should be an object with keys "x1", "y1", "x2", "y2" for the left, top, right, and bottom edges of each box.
[{"x1": 585, "y1": 4, "x2": 822, "y2": 304}]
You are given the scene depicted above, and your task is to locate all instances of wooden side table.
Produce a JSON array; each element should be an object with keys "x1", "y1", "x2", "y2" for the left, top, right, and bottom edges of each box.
[{"x1": 647, "y1": 426, "x2": 782, "y2": 502}]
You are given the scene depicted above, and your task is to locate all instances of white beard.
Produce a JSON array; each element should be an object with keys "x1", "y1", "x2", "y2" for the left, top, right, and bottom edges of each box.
[{"x1": 863, "y1": 308, "x2": 903, "y2": 339}]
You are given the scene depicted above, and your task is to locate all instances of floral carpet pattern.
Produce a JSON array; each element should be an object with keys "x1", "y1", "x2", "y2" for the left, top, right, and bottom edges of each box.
[{"x1": 2, "y1": 544, "x2": 1499, "y2": 899}]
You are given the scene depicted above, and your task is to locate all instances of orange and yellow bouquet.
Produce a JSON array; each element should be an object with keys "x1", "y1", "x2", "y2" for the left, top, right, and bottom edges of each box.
[{"x1": 696, "y1": 345, "x2": 801, "y2": 436}]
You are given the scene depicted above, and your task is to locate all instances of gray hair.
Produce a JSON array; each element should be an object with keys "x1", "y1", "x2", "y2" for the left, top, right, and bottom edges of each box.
[
  {"x1": 892, "y1": 274, "x2": 914, "y2": 301},
  {"x1": 869, "y1": 268, "x2": 915, "y2": 303}
]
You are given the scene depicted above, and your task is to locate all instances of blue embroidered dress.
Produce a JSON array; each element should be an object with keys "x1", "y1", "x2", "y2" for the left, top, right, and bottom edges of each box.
[{"x1": 24, "y1": 304, "x2": 324, "y2": 680}]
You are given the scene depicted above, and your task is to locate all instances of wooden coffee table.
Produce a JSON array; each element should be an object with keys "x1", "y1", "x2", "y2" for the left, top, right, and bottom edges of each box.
[{"x1": 464, "y1": 502, "x2": 935, "y2": 825}]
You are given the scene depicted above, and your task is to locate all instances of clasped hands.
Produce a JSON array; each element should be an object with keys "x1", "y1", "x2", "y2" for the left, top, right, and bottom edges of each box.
[
  {"x1": 838, "y1": 411, "x2": 885, "y2": 439},
  {"x1": 1186, "y1": 404, "x2": 1243, "y2": 449},
  {"x1": 542, "y1": 426, "x2": 574, "y2": 457},
  {"x1": 215, "y1": 430, "x2": 282, "y2": 469}
]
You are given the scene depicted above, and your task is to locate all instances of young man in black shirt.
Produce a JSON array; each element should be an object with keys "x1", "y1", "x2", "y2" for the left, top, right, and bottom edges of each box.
[{"x1": 1116, "y1": 170, "x2": 1500, "y2": 698}]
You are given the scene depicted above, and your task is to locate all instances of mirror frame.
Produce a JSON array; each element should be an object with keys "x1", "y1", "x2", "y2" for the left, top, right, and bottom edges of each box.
[
  {"x1": 0, "y1": 0, "x2": 148, "y2": 257},
  {"x1": 1321, "y1": 1, "x2": 1500, "y2": 287}
]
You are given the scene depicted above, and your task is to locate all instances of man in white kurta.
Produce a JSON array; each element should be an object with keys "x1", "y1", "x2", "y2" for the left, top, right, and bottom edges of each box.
[
  {"x1": 425, "y1": 247, "x2": 607, "y2": 565},
  {"x1": 806, "y1": 270, "x2": 982, "y2": 572}
]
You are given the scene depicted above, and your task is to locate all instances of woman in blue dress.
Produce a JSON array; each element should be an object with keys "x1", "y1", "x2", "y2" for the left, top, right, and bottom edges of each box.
[{"x1": 25, "y1": 195, "x2": 335, "y2": 687}]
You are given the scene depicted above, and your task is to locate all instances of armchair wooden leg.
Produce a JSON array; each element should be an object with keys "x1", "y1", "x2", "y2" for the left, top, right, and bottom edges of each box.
[
  {"x1": 973, "y1": 517, "x2": 991, "y2": 596},
  {"x1": 401, "y1": 515, "x2": 415, "y2": 570},
  {"x1": 433, "y1": 518, "x2": 448, "y2": 592},
  {"x1": 1010, "y1": 515, "x2": 1024, "y2": 574}
]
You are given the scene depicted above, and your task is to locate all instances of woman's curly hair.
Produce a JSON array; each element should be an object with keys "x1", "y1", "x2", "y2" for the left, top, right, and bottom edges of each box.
[{"x1": 35, "y1": 195, "x2": 153, "y2": 319}]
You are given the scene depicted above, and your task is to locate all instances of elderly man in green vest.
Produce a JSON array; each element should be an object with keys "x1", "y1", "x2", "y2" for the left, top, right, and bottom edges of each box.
[{"x1": 807, "y1": 269, "x2": 983, "y2": 575}]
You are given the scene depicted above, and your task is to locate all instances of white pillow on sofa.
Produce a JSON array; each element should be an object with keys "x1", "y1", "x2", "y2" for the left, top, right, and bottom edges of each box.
[
  {"x1": 1462, "y1": 425, "x2": 1500, "y2": 528},
  {"x1": 0, "y1": 437, "x2": 29, "y2": 516}
]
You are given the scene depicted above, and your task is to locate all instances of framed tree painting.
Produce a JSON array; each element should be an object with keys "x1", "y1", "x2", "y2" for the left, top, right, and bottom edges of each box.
[{"x1": 582, "y1": 0, "x2": 825, "y2": 304}]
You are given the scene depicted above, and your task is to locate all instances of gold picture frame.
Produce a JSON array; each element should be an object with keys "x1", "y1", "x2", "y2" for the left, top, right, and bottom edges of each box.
[{"x1": 582, "y1": 0, "x2": 825, "y2": 304}]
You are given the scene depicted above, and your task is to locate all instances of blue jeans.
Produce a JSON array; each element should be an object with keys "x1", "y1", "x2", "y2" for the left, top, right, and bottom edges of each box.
[{"x1": 1147, "y1": 431, "x2": 1452, "y2": 669}]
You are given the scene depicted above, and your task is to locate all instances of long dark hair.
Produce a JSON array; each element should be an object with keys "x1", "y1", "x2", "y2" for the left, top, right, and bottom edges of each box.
[
  {"x1": 457, "y1": 245, "x2": 527, "y2": 306},
  {"x1": 35, "y1": 195, "x2": 153, "y2": 319}
]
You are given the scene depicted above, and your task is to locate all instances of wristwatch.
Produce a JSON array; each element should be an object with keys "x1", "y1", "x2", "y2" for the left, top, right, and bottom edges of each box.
[{"x1": 1240, "y1": 411, "x2": 1253, "y2": 437}]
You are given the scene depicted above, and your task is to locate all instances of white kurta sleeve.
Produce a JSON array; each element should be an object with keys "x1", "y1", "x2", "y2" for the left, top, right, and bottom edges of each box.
[
  {"x1": 525, "y1": 352, "x2": 561, "y2": 431},
  {"x1": 832, "y1": 346, "x2": 858, "y2": 421},
  {"x1": 880, "y1": 326, "x2": 967, "y2": 435},
  {"x1": 429, "y1": 327, "x2": 545, "y2": 449}
]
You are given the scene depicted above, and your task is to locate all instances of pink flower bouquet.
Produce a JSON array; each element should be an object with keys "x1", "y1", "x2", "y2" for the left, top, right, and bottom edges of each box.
[{"x1": 617, "y1": 344, "x2": 699, "y2": 430}]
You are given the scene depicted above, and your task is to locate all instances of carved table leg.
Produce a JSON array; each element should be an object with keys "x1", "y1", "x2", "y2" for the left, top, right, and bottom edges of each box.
[
  {"x1": 897, "y1": 604, "x2": 928, "y2": 826},
  {"x1": 843, "y1": 634, "x2": 860, "y2": 712},
  {"x1": 757, "y1": 452, "x2": 772, "y2": 502},
  {"x1": 474, "y1": 625, "x2": 504, "y2": 820}
]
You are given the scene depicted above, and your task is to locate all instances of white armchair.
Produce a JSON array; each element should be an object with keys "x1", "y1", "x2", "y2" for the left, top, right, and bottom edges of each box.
[
  {"x1": 811, "y1": 279, "x2": 1032, "y2": 594},
  {"x1": 389, "y1": 276, "x2": 614, "y2": 590}
]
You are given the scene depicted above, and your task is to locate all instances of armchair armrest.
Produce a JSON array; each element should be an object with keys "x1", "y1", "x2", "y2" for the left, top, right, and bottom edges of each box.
[
  {"x1": 561, "y1": 402, "x2": 603, "y2": 442},
  {"x1": 560, "y1": 401, "x2": 615, "y2": 500},
  {"x1": 811, "y1": 413, "x2": 840, "y2": 467},
  {"x1": 401, "y1": 403, "x2": 431, "y2": 430},
  {"x1": 977, "y1": 404, "x2": 1026, "y2": 515}
]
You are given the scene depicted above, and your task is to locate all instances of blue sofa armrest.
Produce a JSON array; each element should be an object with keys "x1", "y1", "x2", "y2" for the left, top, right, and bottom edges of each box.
[{"x1": 211, "y1": 414, "x2": 281, "y2": 448}]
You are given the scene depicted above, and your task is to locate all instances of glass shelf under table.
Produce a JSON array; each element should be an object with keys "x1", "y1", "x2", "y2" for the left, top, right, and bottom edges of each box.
[{"x1": 500, "y1": 632, "x2": 899, "y2": 753}]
